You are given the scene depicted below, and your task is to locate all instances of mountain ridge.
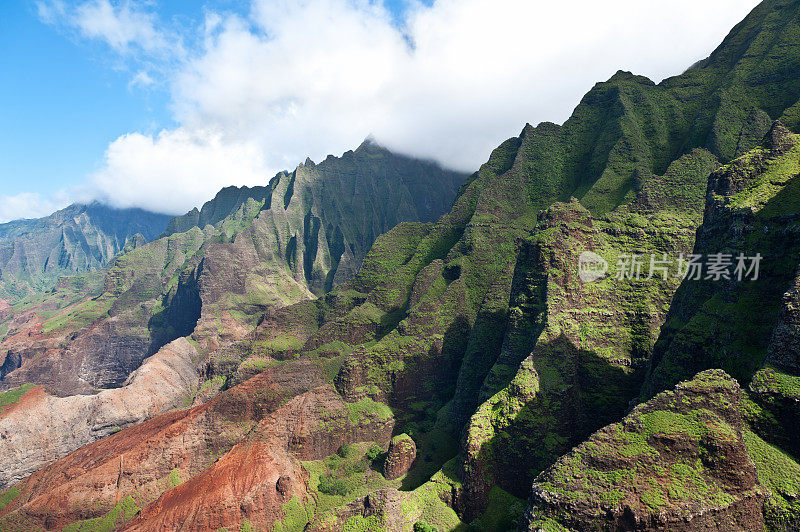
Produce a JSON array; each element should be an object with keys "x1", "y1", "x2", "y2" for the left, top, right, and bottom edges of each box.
[
  {"x1": 0, "y1": 141, "x2": 467, "y2": 490},
  {"x1": 0, "y1": 202, "x2": 171, "y2": 301},
  {"x1": 3, "y1": 1, "x2": 800, "y2": 530}
]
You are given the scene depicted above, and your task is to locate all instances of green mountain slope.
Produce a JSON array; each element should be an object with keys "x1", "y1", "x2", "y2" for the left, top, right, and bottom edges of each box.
[
  {"x1": 0, "y1": 202, "x2": 170, "y2": 301},
  {"x1": 644, "y1": 123, "x2": 800, "y2": 395},
  {"x1": 0, "y1": 141, "x2": 466, "y2": 396},
  {"x1": 177, "y1": 0, "x2": 800, "y2": 527}
]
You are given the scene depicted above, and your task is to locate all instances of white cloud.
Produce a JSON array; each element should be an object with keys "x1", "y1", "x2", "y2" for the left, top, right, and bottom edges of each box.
[
  {"x1": 0, "y1": 192, "x2": 70, "y2": 224},
  {"x1": 74, "y1": 0, "x2": 166, "y2": 53},
  {"x1": 36, "y1": 0, "x2": 68, "y2": 25},
  {"x1": 29, "y1": 0, "x2": 763, "y2": 219},
  {"x1": 129, "y1": 69, "x2": 155, "y2": 89},
  {"x1": 168, "y1": 0, "x2": 763, "y2": 177},
  {"x1": 36, "y1": 0, "x2": 179, "y2": 57},
  {"x1": 88, "y1": 128, "x2": 269, "y2": 215}
]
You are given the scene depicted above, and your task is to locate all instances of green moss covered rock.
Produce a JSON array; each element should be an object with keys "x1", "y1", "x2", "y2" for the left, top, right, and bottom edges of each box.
[{"x1": 521, "y1": 370, "x2": 764, "y2": 531}]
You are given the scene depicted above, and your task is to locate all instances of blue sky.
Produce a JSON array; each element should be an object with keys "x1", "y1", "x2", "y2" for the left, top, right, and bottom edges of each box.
[
  {"x1": 0, "y1": 1, "x2": 169, "y2": 197},
  {"x1": 0, "y1": 0, "x2": 761, "y2": 222},
  {"x1": 0, "y1": 0, "x2": 425, "y2": 218},
  {"x1": 0, "y1": 0, "x2": 414, "y2": 189}
]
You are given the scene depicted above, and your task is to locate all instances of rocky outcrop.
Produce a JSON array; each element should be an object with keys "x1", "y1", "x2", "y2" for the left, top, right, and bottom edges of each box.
[
  {"x1": 122, "y1": 438, "x2": 310, "y2": 532},
  {"x1": 644, "y1": 123, "x2": 800, "y2": 396},
  {"x1": 305, "y1": 477, "x2": 463, "y2": 532},
  {"x1": 306, "y1": 489, "x2": 407, "y2": 532},
  {"x1": 383, "y1": 434, "x2": 417, "y2": 480},
  {"x1": 0, "y1": 338, "x2": 200, "y2": 489},
  {"x1": 749, "y1": 366, "x2": 800, "y2": 458},
  {"x1": 746, "y1": 259, "x2": 800, "y2": 461},
  {"x1": 520, "y1": 370, "x2": 764, "y2": 531}
]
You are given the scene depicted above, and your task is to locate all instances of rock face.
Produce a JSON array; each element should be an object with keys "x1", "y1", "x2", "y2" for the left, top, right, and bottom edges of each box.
[
  {"x1": 383, "y1": 434, "x2": 417, "y2": 480},
  {"x1": 0, "y1": 338, "x2": 200, "y2": 489},
  {"x1": 644, "y1": 123, "x2": 800, "y2": 397},
  {"x1": 0, "y1": 310, "x2": 153, "y2": 396},
  {"x1": 520, "y1": 370, "x2": 764, "y2": 531},
  {"x1": 0, "y1": 202, "x2": 169, "y2": 301},
  {"x1": 0, "y1": 359, "x2": 393, "y2": 531}
]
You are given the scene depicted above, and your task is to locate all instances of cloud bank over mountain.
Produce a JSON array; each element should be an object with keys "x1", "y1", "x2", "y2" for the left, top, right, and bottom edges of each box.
[
  {"x1": 12, "y1": 0, "x2": 761, "y2": 218},
  {"x1": 0, "y1": 192, "x2": 70, "y2": 224}
]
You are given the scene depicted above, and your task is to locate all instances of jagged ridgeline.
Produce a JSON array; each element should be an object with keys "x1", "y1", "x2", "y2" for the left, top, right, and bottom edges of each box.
[
  {"x1": 106, "y1": 140, "x2": 468, "y2": 351},
  {"x1": 0, "y1": 141, "x2": 466, "y2": 397},
  {"x1": 0, "y1": 202, "x2": 170, "y2": 301},
  {"x1": 185, "y1": 0, "x2": 800, "y2": 526},
  {"x1": 3, "y1": 0, "x2": 800, "y2": 530},
  {"x1": 160, "y1": 139, "x2": 467, "y2": 297}
]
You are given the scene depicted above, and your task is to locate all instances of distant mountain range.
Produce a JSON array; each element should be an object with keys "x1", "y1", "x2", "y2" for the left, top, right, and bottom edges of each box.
[{"x1": 0, "y1": 202, "x2": 170, "y2": 301}]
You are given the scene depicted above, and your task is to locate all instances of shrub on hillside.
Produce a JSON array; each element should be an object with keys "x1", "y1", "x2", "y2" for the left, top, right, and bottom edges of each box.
[
  {"x1": 365, "y1": 444, "x2": 384, "y2": 462},
  {"x1": 337, "y1": 444, "x2": 353, "y2": 458},
  {"x1": 317, "y1": 475, "x2": 350, "y2": 496}
]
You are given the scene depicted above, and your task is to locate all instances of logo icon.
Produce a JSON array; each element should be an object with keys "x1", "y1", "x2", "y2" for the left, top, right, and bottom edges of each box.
[{"x1": 579, "y1": 251, "x2": 608, "y2": 283}]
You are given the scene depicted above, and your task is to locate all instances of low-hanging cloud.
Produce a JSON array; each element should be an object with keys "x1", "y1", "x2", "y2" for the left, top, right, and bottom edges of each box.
[
  {"x1": 37, "y1": 0, "x2": 762, "y2": 217},
  {"x1": 0, "y1": 192, "x2": 70, "y2": 224},
  {"x1": 90, "y1": 128, "x2": 269, "y2": 214}
]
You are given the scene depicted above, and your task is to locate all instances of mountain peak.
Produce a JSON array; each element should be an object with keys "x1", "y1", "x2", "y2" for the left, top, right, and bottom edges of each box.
[{"x1": 355, "y1": 135, "x2": 385, "y2": 153}]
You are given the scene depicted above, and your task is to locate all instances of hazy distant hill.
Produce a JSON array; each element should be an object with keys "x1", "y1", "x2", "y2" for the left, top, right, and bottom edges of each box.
[{"x1": 0, "y1": 202, "x2": 170, "y2": 301}]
